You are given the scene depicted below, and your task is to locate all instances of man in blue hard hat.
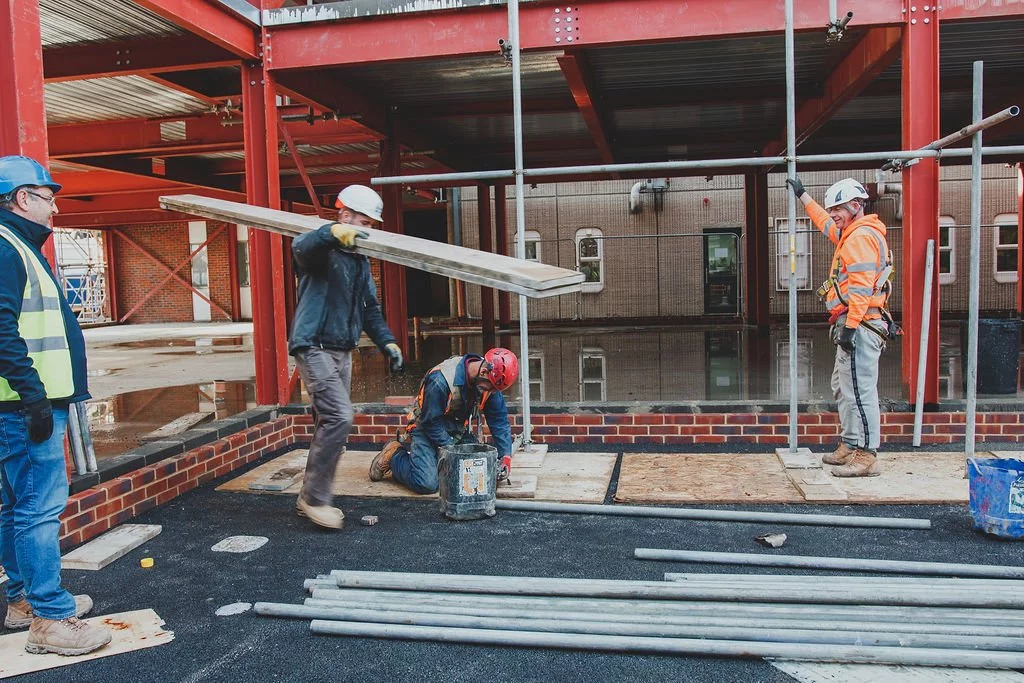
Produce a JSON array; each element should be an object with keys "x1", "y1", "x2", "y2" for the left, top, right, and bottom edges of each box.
[{"x1": 0, "y1": 155, "x2": 111, "y2": 656}]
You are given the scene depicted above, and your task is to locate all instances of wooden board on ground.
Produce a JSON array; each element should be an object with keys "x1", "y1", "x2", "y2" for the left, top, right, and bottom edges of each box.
[
  {"x1": 511, "y1": 450, "x2": 546, "y2": 468},
  {"x1": 248, "y1": 465, "x2": 304, "y2": 491},
  {"x1": 770, "y1": 661, "x2": 1024, "y2": 682},
  {"x1": 496, "y1": 475, "x2": 537, "y2": 498},
  {"x1": 62, "y1": 524, "x2": 162, "y2": 571},
  {"x1": 615, "y1": 454, "x2": 804, "y2": 504},
  {"x1": 140, "y1": 411, "x2": 213, "y2": 442},
  {"x1": 793, "y1": 470, "x2": 849, "y2": 502},
  {"x1": 218, "y1": 449, "x2": 614, "y2": 503},
  {"x1": 833, "y1": 451, "x2": 970, "y2": 503},
  {"x1": 159, "y1": 195, "x2": 583, "y2": 298},
  {"x1": 0, "y1": 609, "x2": 173, "y2": 679}
]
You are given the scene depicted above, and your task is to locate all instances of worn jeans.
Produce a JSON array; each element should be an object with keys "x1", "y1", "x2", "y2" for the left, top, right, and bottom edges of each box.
[
  {"x1": 294, "y1": 348, "x2": 353, "y2": 507},
  {"x1": 391, "y1": 432, "x2": 478, "y2": 495},
  {"x1": 831, "y1": 324, "x2": 885, "y2": 452},
  {"x1": 0, "y1": 406, "x2": 77, "y2": 620}
]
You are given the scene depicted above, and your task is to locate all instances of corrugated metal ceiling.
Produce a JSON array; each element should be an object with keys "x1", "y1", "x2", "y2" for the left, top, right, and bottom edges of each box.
[
  {"x1": 40, "y1": 0, "x2": 183, "y2": 47},
  {"x1": 45, "y1": 76, "x2": 212, "y2": 125}
]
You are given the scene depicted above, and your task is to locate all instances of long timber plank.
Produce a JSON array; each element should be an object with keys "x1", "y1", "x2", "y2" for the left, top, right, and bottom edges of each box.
[{"x1": 159, "y1": 195, "x2": 584, "y2": 298}]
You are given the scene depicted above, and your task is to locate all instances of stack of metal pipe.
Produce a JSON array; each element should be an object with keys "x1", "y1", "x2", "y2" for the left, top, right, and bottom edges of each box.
[
  {"x1": 255, "y1": 569, "x2": 1024, "y2": 669},
  {"x1": 67, "y1": 401, "x2": 98, "y2": 475}
]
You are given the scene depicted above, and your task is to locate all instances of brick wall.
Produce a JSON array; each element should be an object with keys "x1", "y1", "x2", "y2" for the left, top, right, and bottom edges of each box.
[
  {"x1": 58, "y1": 406, "x2": 1024, "y2": 551},
  {"x1": 59, "y1": 415, "x2": 295, "y2": 550},
  {"x1": 111, "y1": 221, "x2": 235, "y2": 324}
]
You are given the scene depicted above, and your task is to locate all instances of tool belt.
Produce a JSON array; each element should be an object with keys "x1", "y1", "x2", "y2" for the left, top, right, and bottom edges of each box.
[{"x1": 830, "y1": 308, "x2": 903, "y2": 342}]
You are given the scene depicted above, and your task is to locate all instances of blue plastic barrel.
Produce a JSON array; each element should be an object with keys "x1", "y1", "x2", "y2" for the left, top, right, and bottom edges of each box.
[
  {"x1": 437, "y1": 443, "x2": 497, "y2": 521},
  {"x1": 968, "y1": 458, "x2": 1024, "y2": 540}
]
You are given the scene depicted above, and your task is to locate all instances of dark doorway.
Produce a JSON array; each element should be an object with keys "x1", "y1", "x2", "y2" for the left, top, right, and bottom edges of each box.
[
  {"x1": 703, "y1": 228, "x2": 741, "y2": 314},
  {"x1": 403, "y1": 209, "x2": 451, "y2": 317}
]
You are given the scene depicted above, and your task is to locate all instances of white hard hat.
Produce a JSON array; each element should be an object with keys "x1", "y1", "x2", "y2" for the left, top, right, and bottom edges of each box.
[
  {"x1": 823, "y1": 178, "x2": 869, "y2": 210},
  {"x1": 335, "y1": 184, "x2": 384, "y2": 223}
]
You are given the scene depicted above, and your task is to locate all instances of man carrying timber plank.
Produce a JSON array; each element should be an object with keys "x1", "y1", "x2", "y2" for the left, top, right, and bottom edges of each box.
[
  {"x1": 369, "y1": 349, "x2": 518, "y2": 494},
  {"x1": 786, "y1": 176, "x2": 898, "y2": 478},
  {"x1": 290, "y1": 185, "x2": 405, "y2": 529}
]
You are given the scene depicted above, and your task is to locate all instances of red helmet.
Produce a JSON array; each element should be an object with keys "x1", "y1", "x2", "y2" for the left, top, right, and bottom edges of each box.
[{"x1": 483, "y1": 348, "x2": 518, "y2": 391}]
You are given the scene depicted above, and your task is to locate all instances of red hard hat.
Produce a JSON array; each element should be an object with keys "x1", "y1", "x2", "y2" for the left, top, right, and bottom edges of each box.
[{"x1": 483, "y1": 348, "x2": 518, "y2": 391}]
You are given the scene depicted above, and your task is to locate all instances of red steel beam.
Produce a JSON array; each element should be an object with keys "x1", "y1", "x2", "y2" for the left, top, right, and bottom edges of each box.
[
  {"x1": 266, "y1": 0, "x2": 903, "y2": 70},
  {"x1": 763, "y1": 26, "x2": 903, "y2": 157},
  {"x1": 130, "y1": 0, "x2": 259, "y2": 59},
  {"x1": 900, "y1": 4, "x2": 941, "y2": 404},
  {"x1": 379, "y1": 121, "x2": 409, "y2": 356},
  {"x1": 278, "y1": 117, "x2": 327, "y2": 217},
  {"x1": 941, "y1": 0, "x2": 1024, "y2": 21},
  {"x1": 557, "y1": 51, "x2": 617, "y2": 169},
  {"x1": 102, "y1": 231, "x2": 121, "y2": 321},
  {"x1": 48, "y1": 113, "x2": 376, "y2": 159},
  {"x1": 1018, "y1": 163, "x2": 1023, "y2": 316},
  {"x1": 43, "y1": 35, "x2": 238, "y2": 82},
  {"x1": 1, "y1": 0, "x2": 56, "y2": 265}
]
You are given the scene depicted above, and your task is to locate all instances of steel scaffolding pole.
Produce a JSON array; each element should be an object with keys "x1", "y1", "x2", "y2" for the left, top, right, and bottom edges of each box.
[
  {"x1": 965, "y1": 61, "x2": 984, "y2": 459},
  {"x1": 509, "y1": 0, "x2": 532, "y2": 443},
  {"x1": 371, "y1": 145, "x2": 1024, "y2": 187},
  {"x1": 784, "y1": 0, "x2": 798, "y2": 451}
]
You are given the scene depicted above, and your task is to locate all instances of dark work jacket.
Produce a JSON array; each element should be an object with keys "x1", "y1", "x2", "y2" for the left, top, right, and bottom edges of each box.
[
  {"x1": 0, "y1": 208, "x2": 90, "y2": 411},
  {"x1": 288, "y1": 224, "x2": 396, "y2": 354}
]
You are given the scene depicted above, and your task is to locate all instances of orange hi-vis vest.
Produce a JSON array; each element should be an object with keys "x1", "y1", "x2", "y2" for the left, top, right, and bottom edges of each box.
[
  {"x1": 398, "y1": 356, "x2": 491, "y2": 444},
  {"x1": 806, "y1": 201, "x2": 893, "y2": 328}
]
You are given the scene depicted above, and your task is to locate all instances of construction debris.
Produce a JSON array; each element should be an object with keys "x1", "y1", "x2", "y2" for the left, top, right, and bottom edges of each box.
[
  {"x1": 756, "y1": 533, "x2": 788, "y2": 548},
  {"x1": 158, "y1": 195, "x2": 584, "y2": 298},
  {"x1": 360, "y1": 516, "x2": 379, "y2": 527}
]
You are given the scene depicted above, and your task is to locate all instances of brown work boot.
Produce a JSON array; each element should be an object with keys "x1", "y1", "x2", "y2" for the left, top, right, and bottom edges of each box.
[
  {"x1": 369, "y1": 440, "x2": 401, "y2": 482},
  {"x1": 822, "y1": 442, "x2": 855, "y2": 466},
  {"x1": 296, "y1": 497, "x2": 344, "y2": 529},
  {"x1": 25, "y1": 616, "x2": 112, "y2": 656},
  {"x1": 5, "y1": 595, "x2": 95, "y2": 630},
  {"x1": 831, "y1": 449, "x2": 881, "y2": 477}
]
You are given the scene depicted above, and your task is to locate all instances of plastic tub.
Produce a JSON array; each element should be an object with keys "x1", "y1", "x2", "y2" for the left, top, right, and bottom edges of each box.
[{"x1": 968, "y1": 458, "x2": 1024, "y2": 540}]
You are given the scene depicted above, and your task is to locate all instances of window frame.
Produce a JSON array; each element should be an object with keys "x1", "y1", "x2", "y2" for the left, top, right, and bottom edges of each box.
[
  {"x1": 579, "y1": 347, "x2": 607, "y2": 402},
  {"x1": 514, "y1": 230, "x2": 542, "y2": 263},
  {"x1": 772, "y1": 217, "x2": 812, "y2": 291},
  {"x1": 993, "y1": 213, "x2": 1019, "y2": 284},
  {"x1": 527, "y1": 351, "x2": 545, "y2": 403},
  {"x1": 575, "y1": 227, "x2": 605, "y2": 293},
  {"x1": 938, "y1": 215, "x2": 956, "y2": 286}
]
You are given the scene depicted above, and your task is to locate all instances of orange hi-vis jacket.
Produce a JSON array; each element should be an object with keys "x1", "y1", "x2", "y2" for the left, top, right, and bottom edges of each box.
[{"x1": 806, "y1": 200, "x2": 892, "y2": 328}]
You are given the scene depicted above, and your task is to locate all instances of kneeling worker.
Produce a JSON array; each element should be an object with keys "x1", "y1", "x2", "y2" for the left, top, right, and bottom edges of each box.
[{"x1": 370, "y1": 349, "x2": 518, "y2": 493}]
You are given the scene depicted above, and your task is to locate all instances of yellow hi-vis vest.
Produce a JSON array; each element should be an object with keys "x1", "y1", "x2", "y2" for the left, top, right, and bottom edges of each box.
[{"x1": 0, "y1": 223, "x2": 74, "y2": 402}]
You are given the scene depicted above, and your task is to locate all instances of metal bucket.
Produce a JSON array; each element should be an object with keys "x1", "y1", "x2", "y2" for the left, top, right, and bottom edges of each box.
[
  {"x1": 438, "y1": 443, "x2": 498, "y2": 521},
  {"x1": 968, "y1": 458, "x2": 1024, "y2": 540}
]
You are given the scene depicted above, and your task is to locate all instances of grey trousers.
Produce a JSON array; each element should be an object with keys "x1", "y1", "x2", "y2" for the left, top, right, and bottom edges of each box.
[
  {"x1": 294, "y1": 347, "x2": 353, "y2": 506},
  {"x1": 831, "y1": 324, "x2": 885, "y2": 452}
]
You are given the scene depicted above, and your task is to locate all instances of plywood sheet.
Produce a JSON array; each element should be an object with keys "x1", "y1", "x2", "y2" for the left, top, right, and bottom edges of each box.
[
  {"x1": 218, "y1": 449, "x2": 613, "y2": 503},
  {"x1": 496, "y1": 475, "x2": 537, "y2": 499},
  {"x1": 159, "y1": 195, "x2": 583, "y2": 298},
  {"x1": 771, "y1": 661, "x2": 1024, "y2": 682},
  {"x1": 62, "y1": 524, "x2": 162, "y2": 571},
  {"x1": 0, "y1": 609, "x2": 173, "y2": 679},
  {"x1": 834, "y1": 451, "x2": 969, "y2": 503},
  {"x1": 615, "y1": 453, "x2": 804, "y2": 504}
]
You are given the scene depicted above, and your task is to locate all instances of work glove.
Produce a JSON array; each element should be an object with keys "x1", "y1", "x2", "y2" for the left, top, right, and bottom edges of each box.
[
  {"x1": 326, "y1": 222, "x2": 369, "y2": 250},
  {"x1": 24, "y1": 398, "x2": 54, "y2": 443},
  {"x1": 497, "y1": 454, "x2": 512, "y2": 484},
  {"x1": 384, "y1": 343, "x2": 404, "y2": 373},
  {"x1": 836, "y1": 326, "x2": 857, "y2": 353},
  {"x1": 785, "y1": 177, "x2": 806, "y2": 199}
]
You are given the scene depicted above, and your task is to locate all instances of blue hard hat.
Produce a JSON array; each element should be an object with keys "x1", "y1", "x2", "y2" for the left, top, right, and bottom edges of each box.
[{"x1": 0, "y1": 156, "x2": 62, "y2": 196}]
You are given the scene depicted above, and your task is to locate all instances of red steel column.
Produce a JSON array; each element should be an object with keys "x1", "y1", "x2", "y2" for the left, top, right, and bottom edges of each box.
[
  {"x1": 478, "y1": 185, "x2": 495, "y2": 339},
  {"x1": 0, "y1": 0, "x2": 55, "y2": 265},
  {"x1": 494, "y1": 184, "x2": 512, "y2": 327},
  {"x1": 379, "y1": 122, "x2": 408, "y2": 355},
  {"x1": 242, "y1": 59, "x2": 286, "y2": 405},
  {"x1": 744, "y1": 171, "x2": 770, "y2": 332},
  {"x1": 900, "y1": 5, "x2": 940, "y2": 404},
  {"x1": 103, "y1": 231, "x2": 120, "y2": 322},
  {"x1": 1017, "y1": 162, "x2": 1023, "y2": 316}
]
